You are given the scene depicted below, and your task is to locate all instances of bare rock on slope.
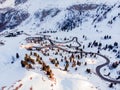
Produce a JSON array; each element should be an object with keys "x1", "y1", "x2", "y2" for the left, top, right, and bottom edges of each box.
[{"x1": 0, "y1": 8, "x2": 29, "y2": 32}]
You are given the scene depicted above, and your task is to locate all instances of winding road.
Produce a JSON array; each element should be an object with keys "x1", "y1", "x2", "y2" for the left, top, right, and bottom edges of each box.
[
  {"x1": 95, "y1": 53, "x2": 120, "y2": 83},
  {"x1": 31, "y1": 36, "x2": 120, "y2": 83}
]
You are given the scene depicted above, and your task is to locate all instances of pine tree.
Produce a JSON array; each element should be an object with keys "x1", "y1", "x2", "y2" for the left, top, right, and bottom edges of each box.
[{"x1": 16, "y1": 53, "x2": 19, "y2": 58}]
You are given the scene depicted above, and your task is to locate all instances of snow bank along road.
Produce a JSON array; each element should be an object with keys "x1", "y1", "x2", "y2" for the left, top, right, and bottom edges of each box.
[{"x1": 37, "y1": 36, "x2": 120, "y2": 84}]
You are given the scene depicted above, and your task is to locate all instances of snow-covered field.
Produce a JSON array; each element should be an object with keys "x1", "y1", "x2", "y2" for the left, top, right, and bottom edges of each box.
[{"x1": 0, "y1": 0, "x2": 120, "y2": 90}]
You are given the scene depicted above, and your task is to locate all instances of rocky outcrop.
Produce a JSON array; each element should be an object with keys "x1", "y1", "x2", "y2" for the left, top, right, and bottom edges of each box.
[
  {"x1": 0, "y1": 0, "x2": 6, "y2": 4},
  {"x1": 57, "y1": 4, "x2": 113, "y2": 31},
  {"x1": 15, "y1": 0, "x2": 27, "y2": 5},
  {"x1": 34, "y1": 8, "x2": 60, "y2": 21},
  {"x1": 67, "y1": 4, "x2": 99, "y2": 11},
  {"x1": 0, "y1": 8, "x2": 29, "y2": 32}
]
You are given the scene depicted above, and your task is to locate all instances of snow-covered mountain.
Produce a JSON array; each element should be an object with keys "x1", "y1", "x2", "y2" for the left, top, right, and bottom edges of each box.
[
  {"x1": 0, "y1": 0, "x2": 120, "y2": 90},
  {"x1": 0, "y1": 0, "x2": 120, "y2": 32}
]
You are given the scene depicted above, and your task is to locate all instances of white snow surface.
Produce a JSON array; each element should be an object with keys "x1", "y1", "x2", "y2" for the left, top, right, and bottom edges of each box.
[{"x1": 0, "y1": 0, "x2": 120, "y2": 90}]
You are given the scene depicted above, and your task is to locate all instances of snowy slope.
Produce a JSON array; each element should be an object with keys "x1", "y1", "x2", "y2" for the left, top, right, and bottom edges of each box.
[{"x1": 0, "y1": 0, "x2": 120, "y2": 90}]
